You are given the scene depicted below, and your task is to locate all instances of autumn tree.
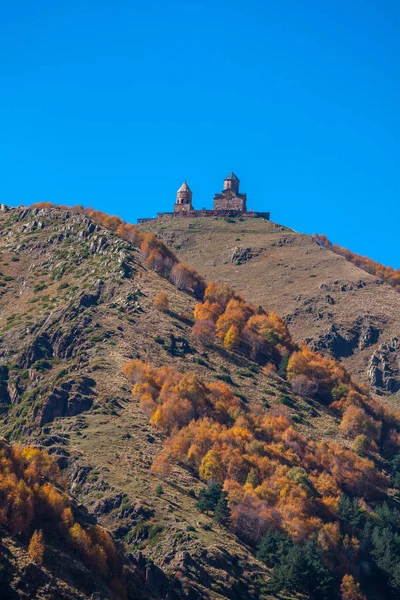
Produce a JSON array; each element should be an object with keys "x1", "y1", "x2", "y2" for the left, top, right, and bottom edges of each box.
[
  {"x1": 191, "y1": 319, "x2": 216, "y2": 346},
  {"x1": 151, "y1": 452, "x2": 172, "y2": 477},
  {"x1": 199, "y1": 449, "x2": 225, "y2": 482},
  {"x1": 224, "y1": 325, "x2": 240, "y2": 351},
  {"x1": 340, "y1": 405, "x2": 381, "y2": 441},
  {"x1": 351, "y1": 434, "x2": 369, "y2": 456},
  {"x1": 170, "y1": 263, "x2": 193, "y2": 291},
  {"x1": 340, "y1": 574, "x2": 366, "y2": 600},
  {"x1": 290, "y1": 374, "x2": 319, "y2": 398},
  {"x1": 28, "y1": 529, "x2": 45, "y2": 564},
  {"x1": 153, "y1": 292, "x2": 169, "y2": 312},
  {"x1": 287, "y1": 344, "x2": 349, "y2": 402}
]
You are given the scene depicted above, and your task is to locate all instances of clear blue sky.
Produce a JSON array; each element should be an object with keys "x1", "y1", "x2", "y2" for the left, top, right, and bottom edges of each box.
[{"x1": 1, "y1": 1, "x2": 399, "y2": 267}]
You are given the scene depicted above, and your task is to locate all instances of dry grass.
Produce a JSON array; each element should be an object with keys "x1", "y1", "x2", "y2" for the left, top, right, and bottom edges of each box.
[{"x1": 140, "y1": 216, "x2": 400, "y2": 408}]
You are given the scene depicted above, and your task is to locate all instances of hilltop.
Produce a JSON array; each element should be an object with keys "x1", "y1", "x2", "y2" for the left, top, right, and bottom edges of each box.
[
  {"x1": 1, "y1": 204, "x2": 400, "y2": 600},
  {"x1": 139, "y1": 216, "x2": 400, "y2": 406}
]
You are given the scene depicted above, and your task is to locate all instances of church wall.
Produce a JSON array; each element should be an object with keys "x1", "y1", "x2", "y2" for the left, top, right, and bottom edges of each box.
[{"x1": 213, "y1": 192, "x2": 247, "y2": 211}]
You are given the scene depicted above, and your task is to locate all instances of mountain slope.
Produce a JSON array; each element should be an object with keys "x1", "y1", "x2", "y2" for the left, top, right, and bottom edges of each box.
[
  {"x1": 139, "y1": 216, "x2": 400, "y2": 404},
  {"x1": 1, "y1": 204, "x2": 400, "y2": 600},
  {"x1": 0, "y1": 205, "x2": 279, "y2": 599}
]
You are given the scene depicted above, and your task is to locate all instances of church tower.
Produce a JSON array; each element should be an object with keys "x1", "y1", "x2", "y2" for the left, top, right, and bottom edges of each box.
[
  {"x1": 223, "y1": 172, "x2": 240, "y2": 194},
  {"x1": 213, "y1": 172, "x2": 247, "y2": 211},
  {"x1": 174, "y1": 181, "x2": 193, "y2": 213}
]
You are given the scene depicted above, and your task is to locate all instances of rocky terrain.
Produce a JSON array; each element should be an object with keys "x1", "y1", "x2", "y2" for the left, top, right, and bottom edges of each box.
[
  {"x1": 0, "y1": 205, "x2": 285, "y2": 599},
  {"x1": 139, "y1": 216, "x2": 400, "y2": 406},
  {"x1": 1, "y1": 204, "x2": 400, "y2": 600}
]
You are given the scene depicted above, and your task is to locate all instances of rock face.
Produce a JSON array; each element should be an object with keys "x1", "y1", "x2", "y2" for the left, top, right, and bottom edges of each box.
[
  {"x1": 368, "y1": 337, "x2": 400, "y2": 393},
  {"x1": 308, "y1": 317, "x2": 381, "y2": 359},
  {"x1": 0, "y1": 366, "x2": 11, "y2": 405},
  {"x1": 40, "y1": 377, "x2": 96, "y2": 425},
  {"x1": 231, "y1": 247, "x2": 254, "y2": 265}
]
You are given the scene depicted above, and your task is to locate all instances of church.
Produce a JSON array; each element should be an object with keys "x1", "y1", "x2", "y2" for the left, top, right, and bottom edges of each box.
[
  {"x1": 174, "y1": 172, "x2": 247, "y2": 214},
  {"x1": 138, "y1": 172, "x2": 269, "y2": 222}
]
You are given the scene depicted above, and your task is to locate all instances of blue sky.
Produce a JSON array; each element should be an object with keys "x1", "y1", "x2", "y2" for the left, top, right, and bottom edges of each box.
[{"x1": 1, "y1": 1, "x2": 399, "y2": 267}]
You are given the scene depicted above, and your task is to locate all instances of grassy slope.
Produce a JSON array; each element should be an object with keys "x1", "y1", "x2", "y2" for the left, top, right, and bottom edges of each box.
[
  {"x1": 139, "y1": 216, "x2": 400, "y2": 407},
  {"x1": 1, "y1": 206, "x2": 313, "y2": 598}
]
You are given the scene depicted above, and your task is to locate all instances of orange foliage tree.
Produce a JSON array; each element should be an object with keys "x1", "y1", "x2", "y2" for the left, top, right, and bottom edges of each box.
[
  {"x1": 153, "y1": 292, "x2": 169, "y2": 312},
  {"x1": 191, "y1": 319, "x2": 216, "y2": 346},
  {"x1": 124, "y1": 359, "x2": 388, "y2": 552},
  {"x1": 192, "y1": 282, "x2": 293, "y2": 365},
  {"x1": 287, "y1": 344, "x2": 350, "y2": 402},
  {"x1": 340, "y1": 574, "x2": 366, "y2": 600},
  {"x1": 0, "y1": 439, "x2": 124, "y2": 593}
]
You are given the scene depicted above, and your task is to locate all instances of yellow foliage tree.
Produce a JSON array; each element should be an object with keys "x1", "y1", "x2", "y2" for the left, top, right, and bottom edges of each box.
[
  {"x1": 199, "y1": 449, "x2": 225, "y2": 482},
  {"x1": 28, "y1": 529, "x2": 45, "y2": 564},
  {"x1": 224, "y1": 325, "x2": 240, "y2": 351}
]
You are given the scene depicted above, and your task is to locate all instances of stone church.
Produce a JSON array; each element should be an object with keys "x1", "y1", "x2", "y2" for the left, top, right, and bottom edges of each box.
[
  {"x1": 174, "y1": 172, "x2": 247, "y2": 213},
  {"x1": 138, "y1": 172, "x2": 269, "y2": 222},
  {"x1": 213, "y1": 172, "x2": 247, "y2": 211}
]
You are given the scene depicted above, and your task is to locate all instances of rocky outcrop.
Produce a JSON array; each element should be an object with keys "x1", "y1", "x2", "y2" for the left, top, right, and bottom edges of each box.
[
  {"x1": 39, "y1": 377, "x2": 96, "y2": 425},
  {"x1": 368, "y1": 337, "x2": 400, "y2": 393},
  {"x1": 18, "y1": 334, "x2": 53, "y2": 369},
  {"x1": 130, "y1": 551, "x2": 181, "y2": 599},
  {"x1": 79, "y1": 280, "x2": 104, "y2": 308},
  {"x1": 0, "y1": 366, "x2": 11, "y2": 405},
  {"x1": 231, "y1": 247, "x2": 256, "y2": 265},
  {"x1": 309, "y1": 317, "x2": 381, "y2": 359}
]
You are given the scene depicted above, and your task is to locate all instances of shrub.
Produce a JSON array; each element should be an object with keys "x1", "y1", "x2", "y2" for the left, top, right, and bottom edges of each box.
[
  {"x1": 191, "y1": 319, "x2": 216, "y2": 346},
  {"x1": 154, "y1": 292, "x2": 169, "y2": 312},
  {"x1": 291, "y1": 374, "x2": 318, "y2": 398},
  {"x1": 352, "y1": 434, "x2": 369, "y2": 456}
]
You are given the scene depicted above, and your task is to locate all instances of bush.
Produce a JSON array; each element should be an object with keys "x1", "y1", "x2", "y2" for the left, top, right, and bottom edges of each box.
[
  {"x1": 154, "y1": 292, "x2": 169, "y2": 312},
  {"x1": 193, "y1": 357, "x2": 208, "y2": 367},
  {"x1": 291, "y1": 374, "x2": 318, "y2": 397},
  {"x1": 352, "y1": 434, "x2": 369, "y2": 456},
  {"x1": 215, "y1": 373, "x2": 234, "y2": 385}
]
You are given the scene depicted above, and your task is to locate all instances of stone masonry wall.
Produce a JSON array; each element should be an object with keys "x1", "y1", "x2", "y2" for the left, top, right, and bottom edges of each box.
[
  {"x1": 213, "y1": 191, "x2": 247, "y2": 211},
  {"x1": 137, "y1": 210, "x2": 270, "y2": 223}
]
